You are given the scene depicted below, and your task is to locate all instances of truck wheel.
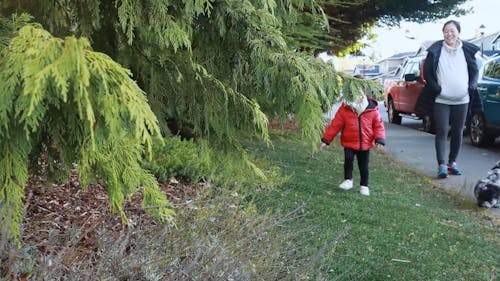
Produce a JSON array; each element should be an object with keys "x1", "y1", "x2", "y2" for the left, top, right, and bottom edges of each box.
[
  {"x1": 422, "y1": 116, "x2": 435, "y2": 134},
  {"x1": 470, "y1": 113, "x2": 495, "y2": 147},
  {"x1": 387, "y1": 99, "x2": 402, "y2": 124}
]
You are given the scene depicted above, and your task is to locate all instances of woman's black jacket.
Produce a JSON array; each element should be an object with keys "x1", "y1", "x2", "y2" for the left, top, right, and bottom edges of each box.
[{"x1": 415, "y1": 40, "x2": 482, "y2": 119}]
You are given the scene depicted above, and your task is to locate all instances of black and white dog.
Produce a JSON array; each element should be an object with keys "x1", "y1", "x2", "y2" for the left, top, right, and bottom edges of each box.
[{"x1": 474, "y1": 161, "x2": 500, "y2": 208}]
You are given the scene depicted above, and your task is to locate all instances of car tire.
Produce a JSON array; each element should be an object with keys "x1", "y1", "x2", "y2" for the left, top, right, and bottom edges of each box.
[
  {"x1": 422, "y1": 115, "x2": 435, "y2": 134},
  {"x1": 387, "y1": 99, "x2": 402, "y2": 124},
  {"x1": 470, "y1": 113, "x2": 496, "y2": 147}
]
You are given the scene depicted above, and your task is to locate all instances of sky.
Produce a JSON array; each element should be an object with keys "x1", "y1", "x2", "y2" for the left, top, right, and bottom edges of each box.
[{"x1": 361, "y1": 0, "x2": 499, "y2": 60}]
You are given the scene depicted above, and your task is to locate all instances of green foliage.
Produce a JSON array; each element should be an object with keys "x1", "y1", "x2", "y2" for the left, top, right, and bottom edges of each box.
[
  {"x1": 0, "y1": 131, "x2": 31, "y2": 245},
  {"x1": 0, "y1": 20, "x2": 171, "y2": 242},
  {"x1": 341, "y1": 74, "x2": 383, "y2": 102},
  {"x1": 1, "y1": 1, "x2": 377, "y2": 148},
  {"x1": 79, "y1": 137, "x2": 174, "y2": 222},
  {"x1": 272, "y1": 0, "x2": 332, "y2": 52},
  {"x1": 145, "y1": 137, "x2": 212, "y2": 183},
  {"x1": 208, "y1": 145, "x2": 285, "y2": 189},
  {"x1": 3, "y1": 0, "x2": 362, "y2": 146},
  {"x1": 192, "y1": 1, "x2": 345, "y2": 146},
  {"x1": 145, "y1": 136, "x2": 285, "y2": 191}
]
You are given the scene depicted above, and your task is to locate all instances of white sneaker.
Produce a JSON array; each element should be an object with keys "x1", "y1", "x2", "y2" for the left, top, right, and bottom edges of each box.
[
  {"x1": 360, "y1": 185, "x2": 370, "y2": 196},
  {"x1": 339, "y1": 179, "x2": 353, "y2": 190}
]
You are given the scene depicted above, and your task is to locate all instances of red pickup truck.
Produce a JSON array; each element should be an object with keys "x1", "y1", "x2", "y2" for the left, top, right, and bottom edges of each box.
[{"x1": 383, "y1": 55, "x2": 434, "y2": 132}]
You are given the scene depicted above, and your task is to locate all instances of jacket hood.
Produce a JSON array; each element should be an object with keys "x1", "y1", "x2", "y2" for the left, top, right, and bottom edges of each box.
[
  {"x1": 366, "y1": 98, "x2": 379, "y2": 110},
  {"x1": 342, "y1": 98, "x2": 378, "y2": 115},
  {"x1": 345, "y1": 94, "x2": 368, "y2": 115}
]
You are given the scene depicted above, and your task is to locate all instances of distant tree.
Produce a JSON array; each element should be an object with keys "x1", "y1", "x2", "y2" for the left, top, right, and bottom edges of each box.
[{"x1": 284, "y1": 0, "x2": 470, "y2": 54}]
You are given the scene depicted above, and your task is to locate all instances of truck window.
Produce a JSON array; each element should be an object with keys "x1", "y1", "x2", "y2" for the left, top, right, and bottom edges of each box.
[
  {"x1": 394, "y1": 61, "x2": 406, "y2": 77},
  {"x1": 404, "y1": 62, "x2": 420, "y2": 77}
]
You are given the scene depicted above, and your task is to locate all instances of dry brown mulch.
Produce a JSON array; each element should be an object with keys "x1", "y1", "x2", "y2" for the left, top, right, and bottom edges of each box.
[
  {"x1": 15, "y1": 118, "x2": 297, "y2": 264},
  {"x1": 7, "y1": 122, "x2": 295, "y2": 276},
  {"x1": 18, "y1": 167, "x2": 204, "y2": 267},
  {"x1": 268, "y1": 115, "x2": 300, "y2": 131}
]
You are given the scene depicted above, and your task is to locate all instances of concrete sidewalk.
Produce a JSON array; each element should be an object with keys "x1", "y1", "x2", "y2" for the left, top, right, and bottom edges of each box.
[{"x1": 382, "y1": 120, "x2": 500, "y2": 216}]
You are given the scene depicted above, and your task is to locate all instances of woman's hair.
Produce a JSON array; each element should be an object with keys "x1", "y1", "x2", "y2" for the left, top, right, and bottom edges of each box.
[{"x1": 442, "y1": 20, "x2": 461, "y2": 33}]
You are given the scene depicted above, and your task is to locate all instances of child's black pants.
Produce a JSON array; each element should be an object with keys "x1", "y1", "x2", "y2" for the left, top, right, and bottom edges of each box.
[{"x1": 344, "y1": 148, "x2": 370, "y2": 186}]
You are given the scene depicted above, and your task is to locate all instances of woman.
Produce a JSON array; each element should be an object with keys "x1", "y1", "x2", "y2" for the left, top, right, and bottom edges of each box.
[{"x1": 415, "y1": 20, "x2": 481, "y2": 178}]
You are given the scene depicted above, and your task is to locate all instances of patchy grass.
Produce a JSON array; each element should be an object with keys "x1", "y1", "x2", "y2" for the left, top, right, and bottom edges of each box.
[
  {"x1": 246, "y1": 132, "x2": 499, "y2": 280},
  {"x1": 2, "y1": 131, "x2": 498, "y2": 280}
]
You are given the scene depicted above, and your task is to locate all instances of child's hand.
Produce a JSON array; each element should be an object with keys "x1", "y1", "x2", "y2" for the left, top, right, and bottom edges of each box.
[
  {"x1": 319, "y1": 142, "x2": 327, "y2": 150},
  {"x1": 375, "y1": 143, "x2": 384, "y2": 151}
]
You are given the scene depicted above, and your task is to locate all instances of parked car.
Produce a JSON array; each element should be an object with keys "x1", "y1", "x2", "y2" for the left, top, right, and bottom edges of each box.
[
  {"x1": 383, "y1": 56, "x2": 433, "y2": 131},
  {"x1": 469, "y1": 55, "x2": 500, "y2": 147}
]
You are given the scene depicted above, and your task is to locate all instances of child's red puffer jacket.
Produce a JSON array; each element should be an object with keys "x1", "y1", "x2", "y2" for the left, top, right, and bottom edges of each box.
[{"x1": 321, "y1": 99, "x2": 385, "y2": 150}]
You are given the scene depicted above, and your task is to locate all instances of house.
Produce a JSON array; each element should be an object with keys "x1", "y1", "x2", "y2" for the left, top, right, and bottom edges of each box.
[
  {"x1": 414, "y1": 40, "x2": 436, "y2": 57},
  {"x1": 493, "y1": 33, "x2": 500, "y2": 51},
  {"x1": 469, "y1": 30, "x2": 500, "y2": 53},
  {"x1": 352, "y1": 64, "x2": 381, "y2": 78},
  {"x1": 377, "y1": 51, "x2": 415, "y2": 74}
]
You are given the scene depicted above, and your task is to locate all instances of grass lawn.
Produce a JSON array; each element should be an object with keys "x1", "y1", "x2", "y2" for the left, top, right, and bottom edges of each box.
[{"x1": 246, "y1": 132, "x2": 499, "y2": 280}]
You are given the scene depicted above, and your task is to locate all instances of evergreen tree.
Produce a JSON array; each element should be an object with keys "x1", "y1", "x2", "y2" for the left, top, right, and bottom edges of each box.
[{"x1": 0, "y1": 0, "x2": 390, "y2": 242}]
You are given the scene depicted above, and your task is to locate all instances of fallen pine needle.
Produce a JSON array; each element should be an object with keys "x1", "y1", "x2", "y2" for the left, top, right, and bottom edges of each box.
[{"x1": 391, "y1": 258, "x2": 411, "y2": 263}]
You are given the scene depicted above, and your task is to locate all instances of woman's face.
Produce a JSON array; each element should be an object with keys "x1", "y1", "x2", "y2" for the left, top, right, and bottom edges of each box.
[{"x1": 443, "y1": 23, "x2": 460, "y2": 46}]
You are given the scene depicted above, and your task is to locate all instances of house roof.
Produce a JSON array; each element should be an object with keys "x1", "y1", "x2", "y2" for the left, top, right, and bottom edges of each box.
[
  {"x1": 376, "y1": 51, "x2": 415, "y2": 64},
  {"x1": 493, "y1": 33, "x2": 500, "y2": 44},
  {"x1": 380, "y1": 51, "x2": 415, "y2": 61},
  {"x1": 468, "y1": 30, "x2": 500, "y2": 46},
  {"x1": 420, "y1": 40, "x2": 436, "y2": 50}
]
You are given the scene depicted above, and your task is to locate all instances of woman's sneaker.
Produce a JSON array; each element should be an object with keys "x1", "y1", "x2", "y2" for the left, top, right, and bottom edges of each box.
[
  {"x1": 447, "y1": 162, "x2": 462, "y2": 175},
  {"x1": 339, "y1": 179, "x2": 353, "y2": 190},
  {"x1": 438, "y1": 164, "x2": 448, "y2": 178},
  {"x1": 360, "y1": 185, "x2": 370, "y2": 196}
]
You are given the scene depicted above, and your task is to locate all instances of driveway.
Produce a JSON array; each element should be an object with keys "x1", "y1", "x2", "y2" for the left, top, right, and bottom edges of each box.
[{"x1": 377, "y1": 103, "x2": 500, "y2": 216}]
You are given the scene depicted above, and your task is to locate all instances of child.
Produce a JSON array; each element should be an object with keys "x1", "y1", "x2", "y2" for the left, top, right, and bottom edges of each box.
[{"x1": 319, "y1": 92, "x2": 386, "y2": 196}]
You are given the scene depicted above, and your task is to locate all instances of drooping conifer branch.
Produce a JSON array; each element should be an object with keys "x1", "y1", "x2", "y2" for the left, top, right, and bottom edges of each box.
[{"x1": 0, "y1": 22, "x2": 171, "y2": 242}]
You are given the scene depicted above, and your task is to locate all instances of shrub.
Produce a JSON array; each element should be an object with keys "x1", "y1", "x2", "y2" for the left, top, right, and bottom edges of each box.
[{"x1": 145, "y1": 137, "x2": 212, "y2": 183}]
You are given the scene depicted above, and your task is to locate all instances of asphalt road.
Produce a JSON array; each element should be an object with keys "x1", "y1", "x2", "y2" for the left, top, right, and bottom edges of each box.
[{"x1": 377, "y1": 102, "x2": 500, "y2": 215}]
